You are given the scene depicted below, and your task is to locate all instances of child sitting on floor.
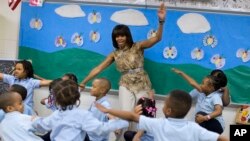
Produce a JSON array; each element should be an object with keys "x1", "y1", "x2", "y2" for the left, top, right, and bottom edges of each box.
[{"x1": 172, "y1": 68, "x2": 225, "y2": 134}]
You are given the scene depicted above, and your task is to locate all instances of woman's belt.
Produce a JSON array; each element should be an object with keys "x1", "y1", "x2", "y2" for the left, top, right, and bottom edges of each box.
[{"x1": 122, "y1": 67, "x2": 144, "y2": 74}]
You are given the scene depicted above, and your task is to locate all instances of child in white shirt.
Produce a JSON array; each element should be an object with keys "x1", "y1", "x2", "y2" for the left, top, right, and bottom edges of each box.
[{"x1": 0, "y1": 91, "x2": 43, "y2": 141}]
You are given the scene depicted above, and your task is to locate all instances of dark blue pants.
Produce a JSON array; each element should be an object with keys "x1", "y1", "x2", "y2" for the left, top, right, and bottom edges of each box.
[
  {"x1": 124, "y1": 131, "x2": 137, "y2": 141},
  {"x1": 196, "y1": 111, "x2": 223, "y2": 134}
]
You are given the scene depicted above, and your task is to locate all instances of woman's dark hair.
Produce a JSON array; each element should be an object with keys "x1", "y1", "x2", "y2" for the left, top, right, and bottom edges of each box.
[
  {"x1": 9, "y1": 84, "x2": 27, "y2": 100},
  {"x1": 137, "y1": 97, "x2": 157, "y2": 118},
  {"x1": 210, "y1": 69, "x2": 228, "y2": 88},
  {"x1": 63, "y1": 73, "x2": 78, "y2": 83},
  {"x1": 52, "y1": 79, "x2": 80, "y2": 111},
  {"x1": 15, "y1": 60, "x2": 34, "y2": 78},
  {"x1": 112, "y1": 24, "x2": 134, "y2": 49}
]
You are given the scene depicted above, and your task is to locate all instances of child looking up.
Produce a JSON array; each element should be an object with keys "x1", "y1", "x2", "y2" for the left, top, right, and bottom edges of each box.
[
  {"x1": 0, "y1": 60, "x2": 51, "y2": 108},
  {"x1": 9, "y1": 84, "x2": 35, "y2": 115},
  {"x1": 172, "y1": 68, "x2": 225, "y2": 134},
  {"x1": 96, "y1": 90, "x2": 229, "y2": 141},
  {"x1": 0, "y1": 92, "x2": 43, "y2": 141},
  {"x1": 32, "y1": 79, "x2": 128, "y2": 140}
]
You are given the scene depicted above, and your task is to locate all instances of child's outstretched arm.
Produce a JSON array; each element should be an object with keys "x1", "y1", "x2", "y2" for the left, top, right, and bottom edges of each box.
[
  {"x1": 172, "y1": 68, "x2": 202, "y2": 92},
  {"x1": 95, "y1": 103, "x2": 142, "y2": 122},
  {"x1": 39, "y1": 79, "x2": 52, "y2": 87}
]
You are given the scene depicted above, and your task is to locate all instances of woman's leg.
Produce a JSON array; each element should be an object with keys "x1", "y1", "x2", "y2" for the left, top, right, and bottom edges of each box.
[{"x1": 117, "y1": 86, "x2": 148, "y2": 141}]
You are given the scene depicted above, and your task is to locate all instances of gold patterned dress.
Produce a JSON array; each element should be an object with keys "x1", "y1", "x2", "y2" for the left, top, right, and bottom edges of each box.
[{"x1": 113, "y1": 43, "x2": 151, "y2": 94}]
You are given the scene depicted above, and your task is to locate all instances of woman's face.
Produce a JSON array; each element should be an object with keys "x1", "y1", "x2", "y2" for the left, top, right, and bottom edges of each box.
[{"x1": 115, "y1": 35, "x2": 127, "y2": 48}]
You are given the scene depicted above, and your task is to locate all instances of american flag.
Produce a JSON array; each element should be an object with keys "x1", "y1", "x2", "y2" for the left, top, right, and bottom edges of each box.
[{"x1": 8, "y1": 0, "x2": 21, "y2": 11}]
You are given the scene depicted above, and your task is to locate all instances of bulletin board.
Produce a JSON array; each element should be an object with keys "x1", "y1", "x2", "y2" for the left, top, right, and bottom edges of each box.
[
  {"x1": 0, "y1": 60, "x2": 17, "y2": 94},
  {"x1": 18, "y1": 2, "x2": 250, "y2": 104}
]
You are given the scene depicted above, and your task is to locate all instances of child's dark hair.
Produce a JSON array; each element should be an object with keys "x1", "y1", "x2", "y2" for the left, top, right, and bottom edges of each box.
[
  {"x1": 52, "y1": 79, "x2": 80, "y2": 111},
  {"x1": 210, "y1": 69, "x2": 228, "y2": 88},
  {"x1": 9, "y1": 84, "x2": 27, "y2": 100},
  {"x1": 15, "y1": 60, "x2": 34, "y2": 78},
  {"x1": 0, "y1": 92, "x2": 16, "y2": 112},
  {"x1": 112, "y1": 24, "x2": 134, "y2": 49},
  {"x1": 49, "y1": 78, "x2": 63, "y2": 92},
  {"x1": 63, "y1": 73, "x2": 78, "y2": 83},
  {"x1": 168, "y1": 90, "x2": 192, "y2": 118},
  {"x1": 207, "y1": 75, "x2": 221, "y2": 91},
  {"x1": 137, "y1": 97, "x2": 157, "y2": 118}
]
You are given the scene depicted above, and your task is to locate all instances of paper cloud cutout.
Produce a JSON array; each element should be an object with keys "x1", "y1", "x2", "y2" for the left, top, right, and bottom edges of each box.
[
  {"x1": 111, "y1": 9, "x2": 148, "y2": 26},
  {"x1": 177, "y1": 13, "x2": 210, "y2": 34},
  {"x1": 55, "y1": 5, "x2": 86, "y2": 18}
]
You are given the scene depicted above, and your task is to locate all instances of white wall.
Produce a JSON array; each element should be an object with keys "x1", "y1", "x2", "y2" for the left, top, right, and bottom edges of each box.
[
  {"x1": 0, "y1": 0, "x2": 20, "y2": 59},
  {"x1": 0, "y1": 0, "x2": 239, "y2": 139}
]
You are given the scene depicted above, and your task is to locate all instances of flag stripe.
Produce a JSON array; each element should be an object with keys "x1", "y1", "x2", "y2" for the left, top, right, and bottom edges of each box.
[{"x1": 9, "y1": 0, "x2": 21, "y2": 11}]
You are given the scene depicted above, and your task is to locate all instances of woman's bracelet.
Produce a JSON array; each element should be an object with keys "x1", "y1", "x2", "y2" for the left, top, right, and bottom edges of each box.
[{"x1": 159, "y1": 20, "x2": 165, "y2": 25}]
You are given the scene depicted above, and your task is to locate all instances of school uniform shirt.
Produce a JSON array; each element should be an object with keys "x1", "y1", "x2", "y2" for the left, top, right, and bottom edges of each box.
[
  {"x1": 0, "y1": 111, "x2": 43, "y2": 141},
  {"x1": 88, "y1": 96, "x2": 111, "y2": 141},
  {"x1": 3, "y1": 74, "x2": 40, "y2": 108},
  {"x1": 140, "y1": 131, "x2": 154, "y2": 141},
  {"x1": 24, "y1": 103, "x2": 35, "y2": 115},
  {"x1": 32, "y1": 106, "x2": 129, "y2": 141},
  {"x1": 138, "y1": 116, "x2": 220, "y2": 141},
  {"x1": 0, "y1": 109, "x2": 4, "y2": 122},
  {"x1": 190, "y1": 89, "x2": 225, "y2": 129}
]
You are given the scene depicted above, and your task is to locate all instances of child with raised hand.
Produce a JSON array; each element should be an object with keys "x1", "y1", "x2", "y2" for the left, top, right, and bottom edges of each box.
[
  {"x1": 0, "y1": 60, "x2": 52, "y2": 109},
  {"x1": 172, "y1": 68, "x2": 225, "y2": 134},
  {"x1": 96, "y1": 89, "x2": 228, "y2": 141},
  {"x1": 32, "y1": 79, "x2": 128, "y2": 141},
  {"x1": 124, "y1": 97, "x2": 156, "y2": 141},
  {"x1": 210, "y1": 69, "x2": 230, "y2": 106},
  {"x1": 9, "y1": 84, "x2": 35, "y2": 115},
  {"x1": 0, "y1": 92, "x2": 43, "y2": 141}
]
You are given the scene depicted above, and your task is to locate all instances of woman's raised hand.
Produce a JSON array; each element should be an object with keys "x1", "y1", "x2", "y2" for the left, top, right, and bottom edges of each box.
[{"x1": 158, "y1": 3, "x2": 166, "y2": 21}]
